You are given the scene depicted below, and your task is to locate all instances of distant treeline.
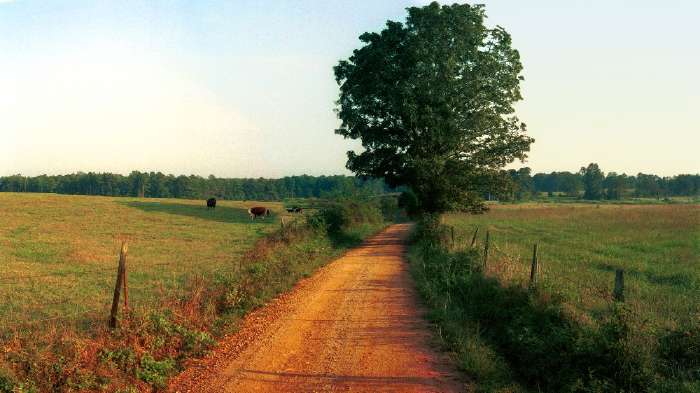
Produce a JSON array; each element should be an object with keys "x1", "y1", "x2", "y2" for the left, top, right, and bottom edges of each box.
[
  {"x1": 0, "y1": 172, "x2": 392, "y2": 200},
  {"x1": 505, "y1": 164, "x2": 699, "y2": 200},
  {"x1": 2, "y1": 165, "x2": 697, "y2": 202}
]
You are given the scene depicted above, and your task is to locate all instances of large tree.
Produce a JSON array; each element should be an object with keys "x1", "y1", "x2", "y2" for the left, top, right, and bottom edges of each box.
[
  {"x1": 580, "y1": 163, "x2": 604, "y2": 200},
  {"x1": 334, "y1": 2, "x2": 533, "y2": 213}
]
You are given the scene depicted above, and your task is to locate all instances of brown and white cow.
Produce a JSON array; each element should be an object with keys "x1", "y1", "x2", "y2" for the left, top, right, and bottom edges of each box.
[{"x1": 248, "y1": 206, "x2": 270, "y2": 220}]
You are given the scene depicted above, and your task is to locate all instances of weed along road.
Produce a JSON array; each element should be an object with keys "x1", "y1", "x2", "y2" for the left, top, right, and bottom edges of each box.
[{"x1": 170, "y1": 224, "x2": 465, "y2": 392}]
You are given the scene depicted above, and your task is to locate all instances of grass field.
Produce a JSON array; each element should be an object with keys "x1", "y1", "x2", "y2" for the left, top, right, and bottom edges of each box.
[
  {"x1": 409, "y1": 203, "x2": 699, "y2": 392},
  {"x1": 443, "y1": 203, "x2": 700, "y2": 328},
  {"x1": 0, "y1": 193, "x2": 389, "y2": 391},
  {"x1": 0, "y1": 192, "x2": 284, "y2": 331}
]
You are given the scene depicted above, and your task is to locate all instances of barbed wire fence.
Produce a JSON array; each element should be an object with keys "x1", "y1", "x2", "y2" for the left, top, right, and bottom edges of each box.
[
  {"x1": 1, "y1": 215, "x2": 298, "y2": 332},
  {"x1": 0, "y1": 243, "x2": 206, "y2": 332},
  {"x1": 446, "y1": 225, "x2": 628, "y2": 305}
]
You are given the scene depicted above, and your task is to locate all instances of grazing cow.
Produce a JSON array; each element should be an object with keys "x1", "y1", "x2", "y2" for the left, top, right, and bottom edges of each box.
[
  {"x1": 248, "y1": 206, "x2": 270, "y2": 220},
  {"x1": 286, "y1": 207, "x2": 303, "y2": 213},
  {"x1": 206, "y1": 198, "x2": 216, "y2": 209}
]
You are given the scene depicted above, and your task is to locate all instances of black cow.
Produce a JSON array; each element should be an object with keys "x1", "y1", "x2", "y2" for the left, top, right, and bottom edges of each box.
[
  {"x1": 286, "y1": 207, "x2": 303, "y2": 213},
  {"x1": 206, "y1": 198, "x2": 216, "y2": 209}
]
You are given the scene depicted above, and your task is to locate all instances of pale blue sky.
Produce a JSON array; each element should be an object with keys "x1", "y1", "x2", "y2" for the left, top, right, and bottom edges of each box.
[{"x1": 2, "y1": 0, "x2": 698, "y2": 177}]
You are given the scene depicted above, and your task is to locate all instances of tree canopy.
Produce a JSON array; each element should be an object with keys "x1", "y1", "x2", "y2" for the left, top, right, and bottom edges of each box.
[
  {"x1": 581, "y1": 163, "x2": 605, "y2": 200},
  {"x1": 4, "y1": 167, "x2": 697, "y2": 201},
  {"x1": 0, "y1": 172, "x2": 391, "y2": 200},
  {"x1": 334, "y1": 2, "x2": 533, "y2": 213}
]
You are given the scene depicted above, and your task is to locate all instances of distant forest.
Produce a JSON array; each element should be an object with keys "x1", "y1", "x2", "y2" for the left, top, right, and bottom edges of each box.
[
  {"x1": 505, "y1": 164, "x2": 699, "y2": 200},
  {"x1": 0, "y1": 172, "x2": 392, "y2": 200},
  {"x1": 0, "y1": 165, "x2": 697, "y2": 201}
]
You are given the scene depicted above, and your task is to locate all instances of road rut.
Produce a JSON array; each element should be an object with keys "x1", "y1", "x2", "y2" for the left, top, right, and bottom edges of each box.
[{"x1": 170, "y1": 223, "x2": 465, "y2": 392}]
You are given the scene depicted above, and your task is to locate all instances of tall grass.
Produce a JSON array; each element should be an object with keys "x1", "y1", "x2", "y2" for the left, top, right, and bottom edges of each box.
[
  {"x1": 443, "y1": 204, "x2": 699, "y2": 328},
  {"x1": 409, "y1": 210, "x2": 699, "y2": 393}
]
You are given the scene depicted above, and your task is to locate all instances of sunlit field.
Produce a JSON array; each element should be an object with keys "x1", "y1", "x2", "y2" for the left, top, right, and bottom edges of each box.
[
  {"x1": 0, "y1": 193, "x2": 284, "y2": 331},
  {"x1": 444, "y1": 203, "x2": 700, "y2": 327}
]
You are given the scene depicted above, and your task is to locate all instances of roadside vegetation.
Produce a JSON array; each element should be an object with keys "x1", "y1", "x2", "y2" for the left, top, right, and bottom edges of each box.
[
  {"x1": 0, "y1": 193, "x2": 396, "y2": 392},
  {"x1": 442, "y1": 204, "x2": 699, "y2": 326},
  {"x1": 408, "y1": 204, "x2": 699, "y2": 393}
]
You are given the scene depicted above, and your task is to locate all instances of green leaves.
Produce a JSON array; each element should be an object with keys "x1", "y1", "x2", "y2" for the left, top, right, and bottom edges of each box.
[{"x1": 335, "y1": 2, "x2": 533, "y2": 213}]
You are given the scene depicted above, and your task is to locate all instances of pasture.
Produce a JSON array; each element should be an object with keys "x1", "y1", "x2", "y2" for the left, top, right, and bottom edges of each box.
[
  {"x1": 443, "y1": 203, "x2": 700, "y2": 327},
  {"x1": 0, "y1": 193, "x2": 284, "y2": 331}
]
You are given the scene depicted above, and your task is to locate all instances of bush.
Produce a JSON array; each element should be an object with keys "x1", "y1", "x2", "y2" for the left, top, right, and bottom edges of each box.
[
  {"x1": 136, "y1": 355, "x2": 175, "y2": 389},
  {"x1": 658, "y1": 321, "x2": 700, "y2": 381},
  {"x1": 378, "y1": 195, "x2": 401, "y2": 221},
  {"x1": 315, "y1": 199, "x2": 384, "y2": 235},
  {"x1": 0, "y1": 368, "x2": 15, "y2": 393},
  {"x1": 398, "y1": 190, "x2": 420, "y2": 217}
]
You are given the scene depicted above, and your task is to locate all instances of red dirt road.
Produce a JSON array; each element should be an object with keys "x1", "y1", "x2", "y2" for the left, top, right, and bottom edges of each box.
[{"x1": 169, "y1": 224, "x2": 466, "y2": 392}]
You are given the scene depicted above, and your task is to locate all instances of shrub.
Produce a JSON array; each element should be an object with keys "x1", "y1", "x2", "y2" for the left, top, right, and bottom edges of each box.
[
  {"x1": 146, "y1": 312, "x2": 215, "y2": 358},
  {"x1": 658, "y1": 321, "x2": 700, "y2": 381},
  {"x1": 315, "y1": 199, "x2": 384, "y2": 235},
  {"x1": 0, "y1": 368, "x2": 15, "y2": 393},
  {"x1": 136, "y1": 355, "x2": 175, "y2": 389},
  {"x1": 398, "y1": 190, "x2": 420, "y2": 217},
  {"x1": 98, "y1": 348, "x2": 137, "y2": 373},
  {"x1": 378, "y1": 195, "x2": 401, "y2": 221}
]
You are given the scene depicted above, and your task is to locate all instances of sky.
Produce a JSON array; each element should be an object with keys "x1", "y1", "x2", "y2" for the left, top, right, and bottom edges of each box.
[{"x1": 1, "y1": 0, "x2": 698, "y2": 178}]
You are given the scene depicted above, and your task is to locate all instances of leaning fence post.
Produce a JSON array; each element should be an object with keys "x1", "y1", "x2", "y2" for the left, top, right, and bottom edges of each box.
[
  {"x1": 450, "y1": 226, "x2": 455, "y2": 248},
  {"x1": 483, "y1": 230, "x2": 490, "y2": 270},
  {"x1": 529, "y1": 243, "x2": 539, "y2": 288},
  {"x1": 470, "y1": 227, "x2": 479, "y2": 248},
  {"x1": 122, "y1": 243, "x2": 129, "y2": 313},
  {"x1": 613, "y1": 269, "x2": 625, "y2": 302},
  {"x1": 109, "y1": 242, "x2": 128, "y2": 329}
]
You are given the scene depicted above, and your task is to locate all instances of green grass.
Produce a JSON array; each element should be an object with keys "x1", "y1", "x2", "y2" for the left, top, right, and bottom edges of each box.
[
  {"x1": 0, "y1": 193, "x2": 390, "y2": 391},
  {"x1": 410, "y1": 207, "x2": 700, "y2": 392},
  {"x1": 443, "y1": 203, "x2": 700, "y2": 328},
  {"x1": 0, "y1": 193, "x2": 284, "y2": 330}
]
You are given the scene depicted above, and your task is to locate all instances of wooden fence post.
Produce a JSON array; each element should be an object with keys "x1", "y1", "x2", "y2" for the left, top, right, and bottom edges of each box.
[
  {"x1": 450, "y1": 226, "x2": 455, "y2": 248},
  {"x1": 281, "y1": 217, "x2": 285, "y2": 229},
  {"x1": 613, "y1": 269, "x2": 624, "y2": 302},
  {"x1": 483, "y1": 230, "x2": 490, "y2": 270},
  {"x1": 470, "y1": 227, "x2": 479, "y2": 248},
  {"x1": 109, "y1": 242, "x2": 128, "y2": 329},
  {"x1": 529, "y1": 243, "x2": 539, "y2": 287},
  {"x1": 122, "y1": 243, "x2": 128, "y2": 313}
]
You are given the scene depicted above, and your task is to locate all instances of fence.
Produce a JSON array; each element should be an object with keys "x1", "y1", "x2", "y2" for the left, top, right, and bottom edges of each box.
[
  {"x1": 446, "y1": 225, "x2": 628, "y2": 304},
  {"x1": 1, "y1": 215, "x2": 301, "y2": 332},
  {"x1": 0, "y1": 243, "x2": 203, "y2": 331}
]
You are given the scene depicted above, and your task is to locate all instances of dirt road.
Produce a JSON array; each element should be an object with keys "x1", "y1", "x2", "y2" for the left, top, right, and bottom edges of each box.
[{"x1": 170, "y1": 224, "x2": 466, "y2": 392}]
